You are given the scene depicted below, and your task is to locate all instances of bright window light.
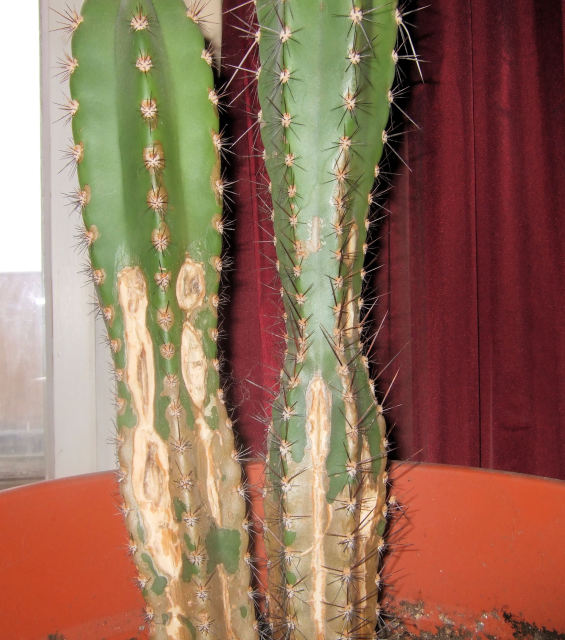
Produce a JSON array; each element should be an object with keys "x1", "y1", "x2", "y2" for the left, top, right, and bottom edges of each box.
[{"x1": 0, "y1": 4, "x2": 41, "y2": 273}]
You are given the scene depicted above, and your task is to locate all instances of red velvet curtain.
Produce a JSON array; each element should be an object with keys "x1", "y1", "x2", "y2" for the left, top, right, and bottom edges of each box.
[
  {"x1": 221, "y1": 2, "x2": 281, "y2": 455},
  {"x1": 222, "y1": 1, "x2": 565, "y2": 480}
]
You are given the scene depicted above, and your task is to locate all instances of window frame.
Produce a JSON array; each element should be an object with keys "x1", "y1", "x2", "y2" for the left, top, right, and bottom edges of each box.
[{"x1": 42, "y1": 0, "x2": 116, "y2": 479}]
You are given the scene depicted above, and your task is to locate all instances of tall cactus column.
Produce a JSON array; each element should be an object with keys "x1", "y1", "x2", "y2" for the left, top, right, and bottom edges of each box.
[
  {"x1": 67, "y1": 1, "x2": 254, "y2": 638},
  {"x1": 256, "y1": 1, "x2": 398, "y2": 638}
]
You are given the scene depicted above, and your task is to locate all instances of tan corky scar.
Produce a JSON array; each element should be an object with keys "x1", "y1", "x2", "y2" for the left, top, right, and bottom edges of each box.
[
  {"x1": 176, "y1": 256, "x2": 234, "y2": 638},
  {"x1": 306, "y1": 215, "x2": 323, "y2": 254},
  {"x1": 356, "y1": 411, "x2": 388, "y2": 633},
  {"x1": 176, "y1": 256, "x2": 222, "y2": 524},
  {"x1": 194, "y1": 415, "x2": 223, "y2": 525},
  {"x1": 345, "y1": 224, "x2": 358, "y2": 332},
  {"x1": 180, "y1": 322, "x2": 208, "y2": 411},
  {"x1": 305, "y1": 375, "x2": 333, "y2": 640},
  {"x1": 117, "y1": 266, "x2": 184, "y2": 638}
]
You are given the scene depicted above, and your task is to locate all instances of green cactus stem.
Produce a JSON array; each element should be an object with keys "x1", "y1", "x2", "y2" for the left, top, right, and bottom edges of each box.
[
  {"x1": 256, "y1": 1, "x2": 399, "y2": 638},
  {"x1": 67, "y1": 1, "x2": 254, "y2": 637}
]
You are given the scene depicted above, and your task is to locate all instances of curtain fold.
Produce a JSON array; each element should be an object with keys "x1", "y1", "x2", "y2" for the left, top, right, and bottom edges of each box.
[
  {"x1": 222, "y1": 3, "x2": 282, "y2": 452},
  {"x1": 471, "y1": 2, "x2": 565, "y2": 477},
  {"x1": 222, "y1": 0, "x2": 565, "y2": 479}
]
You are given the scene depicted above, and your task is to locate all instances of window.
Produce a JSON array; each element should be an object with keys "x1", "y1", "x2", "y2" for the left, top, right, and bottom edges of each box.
[
  {"x1": 0, "y1": 4, "x2": 45, "y2": 488},
  {"x1": 0, "y1": 1, "x2": 223, "y2": 488}
]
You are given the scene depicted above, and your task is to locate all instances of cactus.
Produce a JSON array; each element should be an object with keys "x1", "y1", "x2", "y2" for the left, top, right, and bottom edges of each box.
[
  {"x1": 255, "y1": 1, "x2": 399, "y2": 638},
  {"x1": 66, "y1": 1, "x2": 254, "y2": 638},
  {"x1": 58, "y1": 0, "x2": 411, "y2": 636}
]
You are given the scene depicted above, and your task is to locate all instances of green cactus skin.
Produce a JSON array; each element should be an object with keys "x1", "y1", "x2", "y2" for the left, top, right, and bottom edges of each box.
[
  {"x1": 256, "y1": 1, "x2": 398, "y2": 638},
  {"x1": 67, "y1": 2, "x2": 254, "y2": 638}
]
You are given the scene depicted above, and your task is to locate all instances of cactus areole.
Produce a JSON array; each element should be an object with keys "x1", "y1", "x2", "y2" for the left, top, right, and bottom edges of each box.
[
  {"x1": 256, "y1": 0, "x2": 398, "y2": 638},
  {"x1": 69, "y1": 1, "x2": 253, "y2": 638}
]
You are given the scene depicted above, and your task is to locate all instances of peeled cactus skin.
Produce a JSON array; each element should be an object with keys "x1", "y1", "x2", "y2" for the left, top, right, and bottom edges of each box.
[
  {"x1": 68, "y1": 1, "x2": 254, "y2": 638},
  {"x1": 256, "y1": 1, "x2": 398, "y2": 638}
]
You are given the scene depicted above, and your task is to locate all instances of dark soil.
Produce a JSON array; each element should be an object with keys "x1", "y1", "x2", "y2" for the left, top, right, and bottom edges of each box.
[{"x1": 383, "y1": 609, "x2": 565, "y2": 639}]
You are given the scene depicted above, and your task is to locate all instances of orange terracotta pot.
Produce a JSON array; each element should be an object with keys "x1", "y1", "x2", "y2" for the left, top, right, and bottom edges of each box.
[{"x1": 0, "y1": 462, "x2": 563, "y2": 639}]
